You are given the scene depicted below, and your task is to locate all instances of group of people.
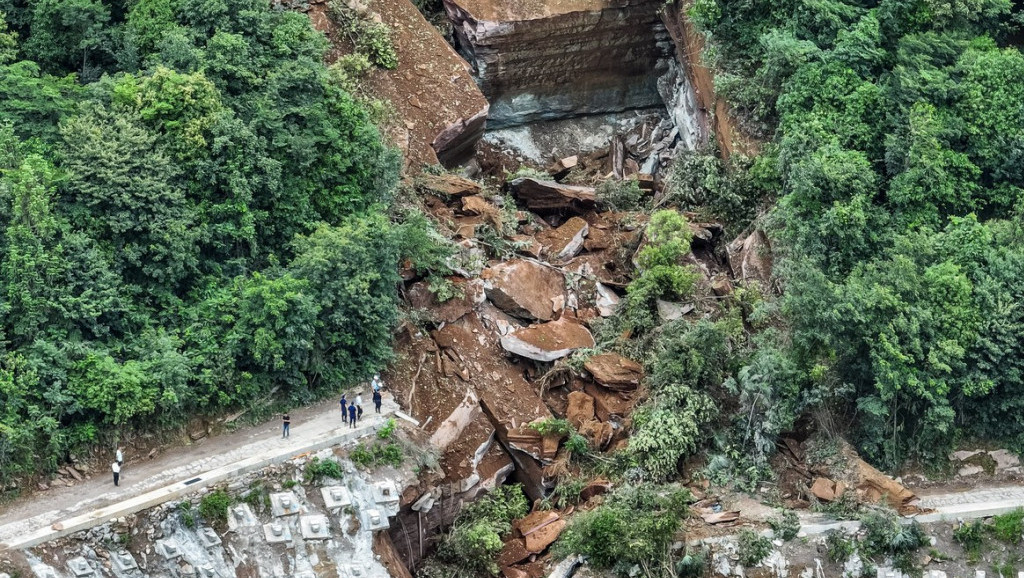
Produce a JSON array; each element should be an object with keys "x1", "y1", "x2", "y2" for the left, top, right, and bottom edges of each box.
[
  {"x1": 339, "y1": 374, "x2": 384, "y2": 428},
  {"x1": 280, "y1": 374, "x2": 385, "y2": 438}
]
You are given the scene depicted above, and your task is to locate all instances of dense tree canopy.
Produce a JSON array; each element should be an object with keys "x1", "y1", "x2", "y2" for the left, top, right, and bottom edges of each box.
[
  {"x1": 0, "y1": 0, "x2": 418, "y2": 482},
  {"x1": 692, "y1": 0, "x2": 1024, "y2": 468}
]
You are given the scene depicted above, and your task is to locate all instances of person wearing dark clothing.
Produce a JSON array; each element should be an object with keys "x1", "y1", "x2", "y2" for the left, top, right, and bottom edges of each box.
[
  {"x1": 357, "y1": 405, "x2": 364, "y2": 421},
  {"x1": 112, "y1": 461, "x2": 121, "y2": 486},
  {"x1": 372, "y1": 390, "x2": 382, "y2": 413},
  {"x1": 339, "y1": 395, "x2": 348, "y2": 422},
  {"x1": 282, "y1": 412, "x2": 291, "y2": 438},
  {"x1": 347, "y1": 404, "x2": 357, "y2": 428}
]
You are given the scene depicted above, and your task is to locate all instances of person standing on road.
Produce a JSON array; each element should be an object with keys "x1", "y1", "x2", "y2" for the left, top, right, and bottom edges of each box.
[
  {"x1": 339, "y1": 395, "x2": 348, "y2": 422},
  {"x1": 282, "y1": 411, "x2": 291, "y2": 438},
  {"x1": 112, "y1": 461, "x2": 121, "y2": 487},
  {"x1": 355, "y1": 392, "x2": 363, "y2": 421},
  {"x1": 371, "y1": 374, "x2": 383, "y2": 393},
  {"x1": 347, "y1": 403, "x2": 357, "y2": 428},
  {"x1": 115, "y1": 447, "x2": 123, "y2": 466},
  {"x1": 373, "y1": 390, "x2": 382, "y2": 414}
]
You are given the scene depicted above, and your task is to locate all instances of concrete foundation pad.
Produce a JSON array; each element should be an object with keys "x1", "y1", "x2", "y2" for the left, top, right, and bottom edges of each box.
[
  {"x1": 227, "y1": 503, "x2": 257, "y2": 531},
  {"x1": 263, "y1": 521, "x2": 293, "y2": 544},
  {"x1": 299, "y1": 515, "x2": 331, "y2": 540},
  {"x1": 321, "y1": 486, "x2": 352, "y2": 510},
  {"x1": 270, "y1": 492, "x2": 302, "y2": 517},
  {"x1": 198, "y1": 527, "x2": 222, "y2": 548},
  {"x1": 362, "y1": 508, "x2": 389, "y2": 531},
  {"x1": 110, "y1": 551, "x2": 138, "y2": 572},
  {"x1": 66, "y1": 557, "x2": 95, "y2": 577}
]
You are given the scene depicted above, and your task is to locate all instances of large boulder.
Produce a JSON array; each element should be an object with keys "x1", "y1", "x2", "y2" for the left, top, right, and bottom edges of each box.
[
  {"x1": 509, "y1": 178, "x2": 596, "y2": 213},
  {"x1": 407, "y1": 277, "x2": 485, "y2": 323},
  {"x1": 482, "y1": 260, "x2": 566, "y2": 321},
  {"x1": 727, "y1": 229, "x2": 773, "y2": 284},
  {"x1": 538, "y1": 217, "x2": 589, "y2": 261},
  {"x1": 584, "y1": 353, "x2": 643, "y2": 391},
  {"x1": 500, "y1": 317, "x2": 595, "y2": 362},
  {"x1": 584, "y1": 382, "x2": 635, "y2": 421}
]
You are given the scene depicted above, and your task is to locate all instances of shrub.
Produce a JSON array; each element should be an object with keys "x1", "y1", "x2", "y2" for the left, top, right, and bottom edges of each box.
[
  {"x1": 990, "y1": 508, "x2": 1024, "y2": 544},
  {"x1": 350, "y1": 441, "x2": 403, "y2": 468},
  {"x1": 737, "y1": 529, "x2": 772, "y2": 567},
  {"x1": 554, "y1": 484, "x2": 691, "y2": 575},
  {"x1": 825, "y1": 530, "x2": 855, "y2": 563},
  {"x1": 199, "y1": 489, "x2": 232, "y2": 525},
  {"x1": 304, "y1": 456, "x2": 344, "y2": 484},
  {"x1": 954, "y1": 519, "x2": 985, "y2": 562},
  {"x1": 377, "y1": 418, "x2": 397, "y2": 440},
  {"x1": 859, "y1": 511, "x2": 929, "y2": 560},
  {"x1": 768, "y1": 510, "x2": 800, "y2": 541},
  {"x1": 178, "y1": 502, "x2": 196, "y2": 529},
  {"x1": 528, "y1": 418, "x2": 574, "y2": 437},
  {"x1": 596, "y1": 178, "x2": 646, "y2": 211},
  {"x1": 420, "y1": 485, "x2": 528, "y2": 578}
]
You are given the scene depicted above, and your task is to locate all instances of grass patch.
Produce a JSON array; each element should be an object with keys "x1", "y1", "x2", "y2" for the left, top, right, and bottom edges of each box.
[
  {"x1": 304, "y1": 456, "x2": 344, "y2": 485},
  {"x1": 199, "y1": 489, "x2": 232, "y2": 525}
]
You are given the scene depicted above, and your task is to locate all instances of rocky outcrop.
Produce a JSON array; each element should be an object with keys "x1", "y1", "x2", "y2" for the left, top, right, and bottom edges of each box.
[
  {"x1": 660, "y1": 2, "x2": 757, "y2": 158},
  {"x1": 500, "y1": 317, "x2": 595, "y2": 362},
  {"x1": 444, "y1": 0, "x2": 673, "y2": 128},
  {"x1": 482, "y1": 259, "x2": 566, "y2": 321}
]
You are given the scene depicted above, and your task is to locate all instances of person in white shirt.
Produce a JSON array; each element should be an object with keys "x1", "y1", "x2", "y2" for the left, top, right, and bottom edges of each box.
[
  {"x1": 371, "y1": 374, "x2": 383, "y2": 393},
  {"x1": 115, "y1": 447, "x2": 123, "y2": 466},
  {"x1": 112, "y1": 461, "x2": 121, "y2": 486},
  {"x1": 355, "y1": 393, "x2": 364, "y2": 421}
]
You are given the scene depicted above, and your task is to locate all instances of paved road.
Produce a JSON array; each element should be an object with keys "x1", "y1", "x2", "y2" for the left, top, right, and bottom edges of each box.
[{"x1": 0, "y1": 393, "x2": 398, "y2": 547}]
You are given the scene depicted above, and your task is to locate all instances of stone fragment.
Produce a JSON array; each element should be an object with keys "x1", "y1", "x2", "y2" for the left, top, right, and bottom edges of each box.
[
  {"x1": 500, "y1": 317, "x2": 595, "y2": 362},
  {"x1": 595, "y1": 283, "x2": 620, "y2": 316},
  {"x1": 538, "y1": 217, "x2": 589, "y2": 261},
  {"x1": 498, "y1": 538, "x2": 531, "y2": 567},
  {"x1": 525, "y1": 519, "x2": 566, "y2": 552},
  {"x1": 710, "y1": 276, "x2": 733, "y2": 296},
  {"x1": 482, "y1": 260, "x2": 566, "y2": 321},
  {"x1": 461, "y1": 195, "x2": 503, "y2": 229},
  {"x1": 584, "y1": 383, "x2": 635, "y2": 421},
  {"x1": 727, "y1": 229, "x2": 773, "y2": 284},
  {"x1": 416, "y1": 173, "x2": 482, "y2": 197},
  {"x1": 565, "y1": 392, "x2": 595, "y2": 428},
  {"x1": 657, "y1": 300, "x2": 693, "y2": 322},
  {"x1": 509, "y1": 178, "x2": 596, "y2": 213},
  {"x1": 810, "y1": 477, "x2": 836, "y2": 502},
  {"x1": 584, "y1": 353, "x2": 644, "y2": 391}
]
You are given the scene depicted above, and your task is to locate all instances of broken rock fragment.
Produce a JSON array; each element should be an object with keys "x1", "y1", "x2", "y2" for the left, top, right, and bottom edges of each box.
[
  {"x1": 538, "y1": 217, "x2": 589, "y2": 261},
  {"x1": 416, "y1": 173, "x2": 482, "y2": 197},
  {"x1": 584, "y1": 353, "x2": 644, "y2": 391},
  {"x1": 509, "y1": 178, "x2": 596, "y2": 213},
  {"x1": 500, "y1": 317, "x2": 595, "y2": 362},
  {"x1": 482, "y1": 259, "x2": 566, "y2": 321}
]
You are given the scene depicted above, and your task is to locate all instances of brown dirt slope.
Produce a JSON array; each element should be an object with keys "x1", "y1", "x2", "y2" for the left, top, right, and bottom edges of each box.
[{"x1": 309, "y1": 0, "x2": 488, "y2": 168}]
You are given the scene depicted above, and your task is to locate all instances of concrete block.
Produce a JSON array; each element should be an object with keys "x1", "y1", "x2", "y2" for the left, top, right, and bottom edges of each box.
[
  {"x1": 198, "y1": 527, "x2": 222, "y2": 548},
  {"x1": 927, "y1": 571, "x2": 946, "y2": 578},
  {"x1": 31, "y1": 565, "x2": 58, "y2": 578},
  {"x1": 362, "y1": 508, "x2": 389, "y2": 531},
  {"x1": 299, "y1": 515, "x2": 331, "y2": 540},
  {"x1": 270, "y1": 492, "x2": 302, "y2": 517},
  {"x1": 156, "y1": 538, "x2": 183, "y2": 560},
  {"x1": 340, "y1": 566, "x2": 367, "y2": 578},
  {"x1": 321, "y1": 486, "x2": 352, "y2": 509},
  {"x1": 111, "y1": 551, "x2": 138, "y2": 572},
  {"x1": 196, "y1": 564, "x2": 219, "y2": 577},
  {"x1": 293, "y1": 572, "x2": 316, "y2": 578},
  {"x1": 373, "y1": 480, "x2": 399, "y2": 505},
  {"x1": 263, "y1": 521, "x2": 293, "y2": 544},
  {"x1": 67, "y1": 557, "x2": 95, "y2": 577},
  {"x1": 976, "y1": 572, "x2": 986, "y2": 578},
  {"x1": 227, "y1": 503, "x2": 256, "y2": 531}
]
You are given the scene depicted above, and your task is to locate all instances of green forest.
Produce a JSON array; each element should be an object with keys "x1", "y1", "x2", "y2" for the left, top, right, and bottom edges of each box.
[
  {"x1": 0, "y1": 0, "x2": 448, "y2": 483},
  {"x1": 684, "y1": 0, "x2": 1024, "y2": 472}
]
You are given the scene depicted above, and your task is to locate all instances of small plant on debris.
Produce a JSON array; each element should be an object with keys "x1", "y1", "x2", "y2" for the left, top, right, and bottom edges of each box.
[
  {"x1": 199, "y1": 489, "x2": 232, "y2": 525},
  {"x1": 737, "y1": 529, "x2": 773, "y2": 567},
  {"x1": 243, "y1": 481, "x2": 272, "y2": 513},
  {"x1": 178, "y1": 501, "x2": 196, "y2": 530},
  {"x1": 304, "y1": 456, "x2": 344, "y2": 484},
  {"x1": 825, "y1": 530, "x2": 855, "y2": 564},
  {"x1": 596, "y1": 178, "x2": 647, "y2": 211},
  {"x1": 350, "y1": 441, "x2": 403, "y2": 468},
  {"x1": 377, "y1": 418, "x2": 397, "y2": 440},
  {"x1": 954, "y1": 519, "x2": 985, "y2": 563},
  {"x1": 327, "y1": 0, "x2": 398, "y2": 69},
  {"x1": 528, "y1": 418, "x2": 575, "y2": 437},
  {"x1": 859, "y1": 510, "x2": 929, "y2": 573},
  {"x1": 768, "y1": 509, "x2": 800, "y2": 541}
]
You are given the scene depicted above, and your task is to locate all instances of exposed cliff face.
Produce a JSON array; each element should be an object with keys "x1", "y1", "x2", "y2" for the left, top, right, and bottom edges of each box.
[
  {"x1": 660, "y1": 1, "x2": 757, "y2": 158},
  {"x1": 445, "y1": 0, "x2": 674, "y2": 128}
]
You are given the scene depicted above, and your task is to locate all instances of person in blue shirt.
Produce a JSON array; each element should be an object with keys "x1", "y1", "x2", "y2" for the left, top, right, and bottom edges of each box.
[
  {"x1": 347, "y1": 403, "x2": 357, "y2": 428},
  {"x1": 339, "y1": 395, "x2": 348, "y2": 422}
]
